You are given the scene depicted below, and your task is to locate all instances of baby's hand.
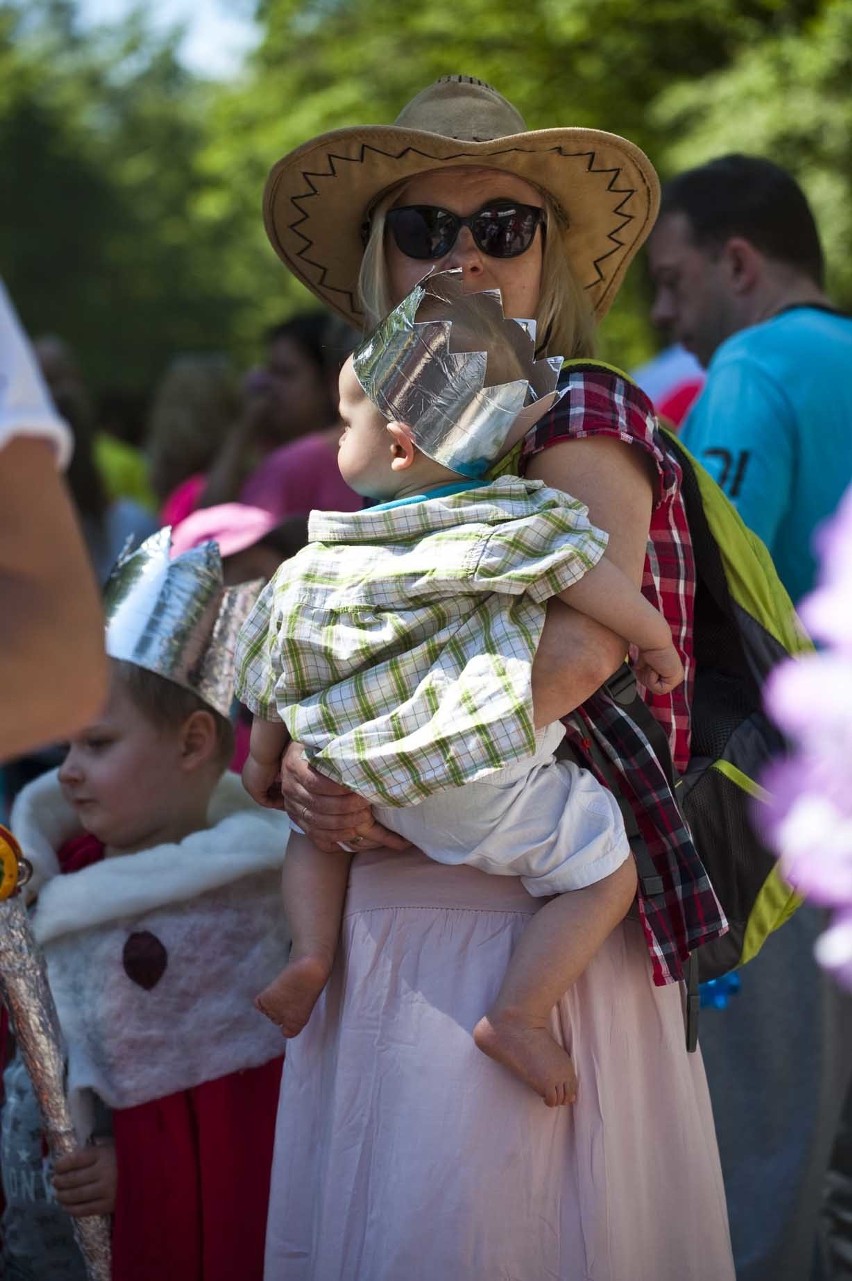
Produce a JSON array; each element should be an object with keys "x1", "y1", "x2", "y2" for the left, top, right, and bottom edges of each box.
[
  {"x1": 242, "y1": 753, "x2": 287, "y2": 811},
  {"x1": 53, "y1": 1139, "x2": 116, "y2": 1218},
  {"x1": 630, "y1": 643, "x2": 684, "y2": 695}
]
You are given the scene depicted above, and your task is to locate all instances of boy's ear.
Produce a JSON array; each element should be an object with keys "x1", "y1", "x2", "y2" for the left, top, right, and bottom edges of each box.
[
  {"x1": 387, "y1": 422, "x2": 416, "y2": 472},
  {"x1": 178, "y1": 709, "x2": 218, "y2": 771}
]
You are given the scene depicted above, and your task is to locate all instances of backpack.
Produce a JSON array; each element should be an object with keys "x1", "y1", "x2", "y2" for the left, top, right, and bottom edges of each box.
[
  {"x1": 608, "y1": 427, "x2": 807, "y2": 985},
  {"x1": 495, "y1": 360, "x2": 808, "y2": 1002}
]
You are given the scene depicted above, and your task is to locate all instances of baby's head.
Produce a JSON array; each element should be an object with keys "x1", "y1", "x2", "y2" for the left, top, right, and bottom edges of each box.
[
  {"x1": 337, "y1": 354, "x2": 460, "y2": 500},
  {"x1": 337, "y1": 271, "x2": 561, "y2": 500},
  {"x1": 59, "y1": 658, "x2": 234, "y2": 856}
]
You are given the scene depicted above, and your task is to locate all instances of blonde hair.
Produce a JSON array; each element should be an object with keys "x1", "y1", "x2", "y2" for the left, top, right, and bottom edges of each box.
[{"x1": 358, "y1": 180, "x2": 596, "y2": 361}]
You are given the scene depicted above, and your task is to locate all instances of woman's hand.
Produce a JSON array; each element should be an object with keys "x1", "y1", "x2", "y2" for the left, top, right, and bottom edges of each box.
[
  {"x1": 53, "y1": 1139, "x2": 116, "y2": 1218},
  {"x1": 280, "y1": 741, "x2": 411, "y2": 854}
]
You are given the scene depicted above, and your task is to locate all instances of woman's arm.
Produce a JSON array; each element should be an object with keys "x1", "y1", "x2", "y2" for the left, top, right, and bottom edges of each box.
[{"x1": 527, "y1": 433, "x2": 655, "y2": 726}]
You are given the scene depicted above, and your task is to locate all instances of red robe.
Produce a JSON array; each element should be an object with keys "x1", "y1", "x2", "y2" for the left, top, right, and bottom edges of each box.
[{"x1": 59, "y1": 833, "x2": 284, "y2": 1281}]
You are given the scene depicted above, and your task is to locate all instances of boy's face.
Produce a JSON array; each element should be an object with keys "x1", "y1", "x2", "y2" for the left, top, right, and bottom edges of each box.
[
  {"x1": 337, "y1": 357, "x2": 396, "y2": 498},
  {"x1": 58, "y1": 671, "x2": 188, "y2": 854}
]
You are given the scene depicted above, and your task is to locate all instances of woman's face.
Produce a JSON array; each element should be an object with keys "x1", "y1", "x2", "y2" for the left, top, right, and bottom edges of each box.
[
  {"x1": 251, "y1": 335, "x2": 334, "y2": 446},
  {"x1": 385, "y1": 168, "x2": 544, "y2": 319}
]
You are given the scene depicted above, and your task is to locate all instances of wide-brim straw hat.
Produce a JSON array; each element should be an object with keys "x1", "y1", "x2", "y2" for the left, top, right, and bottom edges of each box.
[{"x1": 263, "y1": 75, "x2": 660, "y2": 330}]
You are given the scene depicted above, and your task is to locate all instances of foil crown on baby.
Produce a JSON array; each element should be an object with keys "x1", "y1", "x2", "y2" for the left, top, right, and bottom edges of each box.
[
  {"x1": 103, "y1": 528, "x2": 261, "y2": 718},
  {"x1": 353, "y1": 269, "x2": 564, "y2": 479}
]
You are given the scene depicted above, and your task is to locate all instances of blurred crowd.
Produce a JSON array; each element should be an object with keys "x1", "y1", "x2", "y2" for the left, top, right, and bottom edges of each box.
[
  {"x1": 3, "y1": 74, "x2": 852, "y2": 1278},
  {"x1": 0, "y1": 309, "x2": 368, "y2": 813}
]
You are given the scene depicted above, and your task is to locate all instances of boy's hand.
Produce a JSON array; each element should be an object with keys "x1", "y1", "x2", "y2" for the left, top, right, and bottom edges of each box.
[
  {"x1": 53, "y1": 1139, "x2": 116, "y2": 1218},
  {"x1": 630, "y1": 643, "x2": 684, "y2": 696},
  {"x1": 242, "y1": 753, "x2": 288, "y2": 811}
]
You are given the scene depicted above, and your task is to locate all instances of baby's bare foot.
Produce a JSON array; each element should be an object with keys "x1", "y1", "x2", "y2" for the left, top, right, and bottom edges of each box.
[
  {"x1": 473, "y1": 1009, "x2": 577, "y2": 1107},
  {"x1": 255, "y1": 954, "x2": 331, "y2": 1038}
]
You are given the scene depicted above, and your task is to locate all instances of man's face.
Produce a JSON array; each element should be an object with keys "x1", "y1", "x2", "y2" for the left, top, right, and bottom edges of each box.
[{"x1": 647, "y1": 212, "x2": 738, "y2": 368}]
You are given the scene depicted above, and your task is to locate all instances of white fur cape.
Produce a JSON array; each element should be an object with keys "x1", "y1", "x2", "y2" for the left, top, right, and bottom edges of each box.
[{"x1": 10, "y1": 770, "x2": 291, "y2": 1120}]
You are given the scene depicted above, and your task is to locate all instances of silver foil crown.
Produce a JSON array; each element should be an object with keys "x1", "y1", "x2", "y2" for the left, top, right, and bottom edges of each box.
[
  {"x1": 353, "y1": 270, "x2": 563, "y2": 479},
  {"x1": 103, "y1": 528, "x2": 262, "y2": 718}
]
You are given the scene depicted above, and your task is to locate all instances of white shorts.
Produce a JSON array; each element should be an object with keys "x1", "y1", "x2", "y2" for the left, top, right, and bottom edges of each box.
[{"x1": 375, "y1": 723, "x2": 630, "y2": 897}]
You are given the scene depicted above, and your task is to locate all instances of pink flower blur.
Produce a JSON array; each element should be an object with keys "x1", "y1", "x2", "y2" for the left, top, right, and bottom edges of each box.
[{"x1": 764, "y1": 485, "x2": 852, "y2": 987}]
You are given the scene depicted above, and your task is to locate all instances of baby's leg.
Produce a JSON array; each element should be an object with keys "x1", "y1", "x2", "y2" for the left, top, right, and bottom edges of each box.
[
  {"x1": 255, "y1": 831, "x2": 351, "y2": 1037},
  {"x1": 474, "y1": 858, "x2": 637, "y2": 1106}
]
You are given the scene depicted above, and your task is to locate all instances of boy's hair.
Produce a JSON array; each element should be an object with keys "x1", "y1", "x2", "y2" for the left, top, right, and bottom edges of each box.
[
  {"x1": 660, "y1": 154, "x2": 824, "y2": 286},
  {"x1": 112, "y1": 660, "x2": 235, "y2": 769},
  {"x1": 358, "y1": 181, "x2": 596, "y2": 360}
]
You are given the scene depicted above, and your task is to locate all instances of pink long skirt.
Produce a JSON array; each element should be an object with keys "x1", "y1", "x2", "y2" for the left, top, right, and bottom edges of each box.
[{"x1": 264, "y1": 843, "x2": 734, "y2": 1281}]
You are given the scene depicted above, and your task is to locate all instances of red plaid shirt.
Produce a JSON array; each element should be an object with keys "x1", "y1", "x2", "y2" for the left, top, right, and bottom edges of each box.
[{"x1": 516, "y1": 363, "x2": 727, "y2": 985}]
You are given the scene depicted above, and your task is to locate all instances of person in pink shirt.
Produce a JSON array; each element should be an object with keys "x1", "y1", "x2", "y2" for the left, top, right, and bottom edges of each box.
[{"x1": 163, "y1": 313, "x2": 363, "y2": 524}]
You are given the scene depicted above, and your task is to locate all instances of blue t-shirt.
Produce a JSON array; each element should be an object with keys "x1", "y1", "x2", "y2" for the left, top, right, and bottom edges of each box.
[{"x1": 681, "y1": 306, "x2": 852, "y2": 604}]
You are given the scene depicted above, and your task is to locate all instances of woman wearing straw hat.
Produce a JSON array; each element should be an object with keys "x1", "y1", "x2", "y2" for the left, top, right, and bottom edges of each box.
[{"x1": 259, "y1": 76, "x2": 734, "y2": 1280}]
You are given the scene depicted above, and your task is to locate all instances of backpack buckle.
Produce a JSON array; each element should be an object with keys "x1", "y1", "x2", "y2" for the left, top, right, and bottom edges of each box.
[{"x1": 606, "y1": 663, "x2": 638, "y2": 706}]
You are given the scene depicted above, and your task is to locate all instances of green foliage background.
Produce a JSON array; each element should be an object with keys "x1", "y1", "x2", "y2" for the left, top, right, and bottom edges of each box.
[{"x1": 1, "y1": 0, "x2": 849, "y2": 392}]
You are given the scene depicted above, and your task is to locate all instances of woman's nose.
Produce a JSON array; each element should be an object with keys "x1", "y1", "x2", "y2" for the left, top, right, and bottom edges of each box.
[{"x1": 443, "y1": 226, "x2": 484, "y2": 274}]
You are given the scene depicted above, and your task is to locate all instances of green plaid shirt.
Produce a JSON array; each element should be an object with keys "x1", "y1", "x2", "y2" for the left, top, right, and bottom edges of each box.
[{"x1": 234, "y1": 476, "x2": 607, "y2": 807}]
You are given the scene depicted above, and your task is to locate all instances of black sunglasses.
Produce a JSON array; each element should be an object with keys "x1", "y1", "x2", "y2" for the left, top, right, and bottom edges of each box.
[{"x1": 382, "y1": 201, "x2": 544, "y2": 261}]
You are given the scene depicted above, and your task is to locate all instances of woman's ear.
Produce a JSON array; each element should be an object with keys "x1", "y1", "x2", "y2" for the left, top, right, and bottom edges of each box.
[
  {"x1": 178, "y1": 709, "x2": 218, "y2": 772},
  {"x1": 387, "y1": 422, "x2": 416, "y2": 472}
]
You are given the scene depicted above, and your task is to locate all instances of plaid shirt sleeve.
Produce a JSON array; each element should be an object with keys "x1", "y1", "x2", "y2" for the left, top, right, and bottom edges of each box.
[
  {"x1": 517, "y1": 365, "x2": 695, "y2": 771},
  {"x1": 469, "y1": 489, "x2": 607, "y2": 602},
  {"x1": 233, "y1": 574, "x2": 286, "y2": 720},
  {"x1": 499, "y1": 366, "x2": 727, "y2": 985}
]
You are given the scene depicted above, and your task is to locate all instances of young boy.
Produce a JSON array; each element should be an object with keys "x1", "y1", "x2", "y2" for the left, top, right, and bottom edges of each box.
[
  {"x1": 1, "y1": 530, "x2": 291, "y2": 1281},
  {"x1": 236, "y1": 272, "x2": 682, "y2": 1108}
]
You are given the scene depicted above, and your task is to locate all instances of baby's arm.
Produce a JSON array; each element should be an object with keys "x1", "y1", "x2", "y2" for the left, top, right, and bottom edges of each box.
[
  {"x1": 243, "y1": 716, "x2": 290, "y2": 810},
  {"x1": 556, "y1": 556, "x2": 683, "y2": 694}
]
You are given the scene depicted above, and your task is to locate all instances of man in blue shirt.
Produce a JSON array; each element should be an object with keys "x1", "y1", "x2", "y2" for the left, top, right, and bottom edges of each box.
[
  {"x1": 647, "y1": 156, "x2": 852, "y2": 1281},
  {"x1": 647, "y1": 154, "x2": 852, "y2": 604}
]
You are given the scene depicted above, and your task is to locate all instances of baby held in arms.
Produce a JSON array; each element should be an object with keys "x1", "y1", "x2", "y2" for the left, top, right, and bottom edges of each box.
[{"x1": 235, "y1": 272, "x2": 683, "y2": 1107}]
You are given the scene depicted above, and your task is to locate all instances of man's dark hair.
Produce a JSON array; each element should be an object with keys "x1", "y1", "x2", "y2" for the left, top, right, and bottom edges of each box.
[{"x1": 660, "y1": 155, "x2": 824, "y2": 286}]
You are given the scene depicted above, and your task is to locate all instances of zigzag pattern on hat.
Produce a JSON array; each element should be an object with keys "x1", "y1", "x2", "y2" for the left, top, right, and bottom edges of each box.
[{"x1": 278, "y1": 141, "x2": 646, "y2": 321}]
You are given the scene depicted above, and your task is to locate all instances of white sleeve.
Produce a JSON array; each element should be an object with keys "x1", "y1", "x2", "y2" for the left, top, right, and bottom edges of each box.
[{"x1": 0, "y1": 280, "x2": 72, "y2": 468}]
